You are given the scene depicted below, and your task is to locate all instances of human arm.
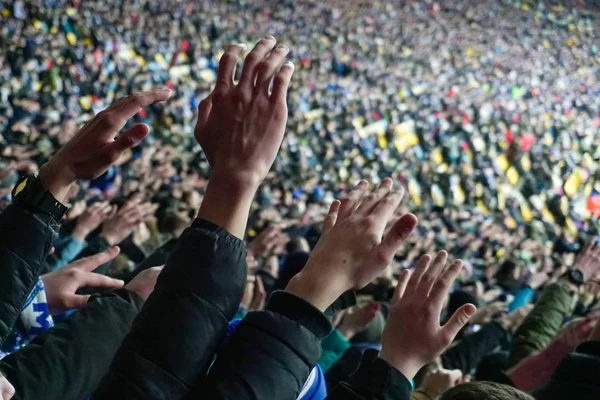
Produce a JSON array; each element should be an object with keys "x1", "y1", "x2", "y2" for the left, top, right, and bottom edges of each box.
[
  {"x1": 93, "y1": 37, "x2": 293, "y2": 399},
  {"x1": 328, "y1": 252, "x2": 476, "y2": 399},
  {"x1": 195, "y1": 179, "x2": 418, "y2": 400},
  {"x1": 0, "y1": 267, "x2": 160, "y2": 400}
]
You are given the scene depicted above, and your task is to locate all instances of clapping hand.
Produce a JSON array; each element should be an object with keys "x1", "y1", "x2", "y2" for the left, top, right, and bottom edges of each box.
[
  {"x1": 72, "y1": 202, "x2": 114, "y2": 241},
  {"x1": 379, "y1": 251, "x2": 477, "y2": 380},
  {"x1": 100, "y1": 197, "x2": 157, "y2": 246}
]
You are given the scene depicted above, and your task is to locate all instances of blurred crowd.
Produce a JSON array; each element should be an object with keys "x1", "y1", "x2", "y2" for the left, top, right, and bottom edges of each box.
[{"x1": 0, "y1": 0, "x2": 600, "y2": 399}]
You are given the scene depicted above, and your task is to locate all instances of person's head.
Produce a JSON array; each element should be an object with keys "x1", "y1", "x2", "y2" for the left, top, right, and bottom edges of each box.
[{"x1": 439, "y1": 382, "x2": 534, "y2": 400}]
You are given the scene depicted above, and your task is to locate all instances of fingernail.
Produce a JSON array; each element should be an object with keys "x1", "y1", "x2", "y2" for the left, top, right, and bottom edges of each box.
[
  {"x1": 466, "y1": 306, "x2": 476, "y2": 316},
  {"x1": 263, "y1": 35, "x2": 276, "y2": 41},
  {"x1": 234, "y1": 43, "x2": 247, "y2": 50},
  {"x1": 276, "y1": 44, "x2": 289, "y2": 52},
  {"x1": 283, "y1": 61, "x2": 295, "y2": 68}
]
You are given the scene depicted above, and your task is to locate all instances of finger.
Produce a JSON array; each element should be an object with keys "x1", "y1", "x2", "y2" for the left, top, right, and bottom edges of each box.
[
  {"x1": 355, "y1": 178, "x2": 393, "y2": 217},
  {"x1": 239, "y1": 36, "x2": 277, "y2": 91},
  {"x1": 323, "y1": 200, "x2": 341, "y2": 234},
  {"x1": 442, "y1": 303, "x2": 477, "y2": 344},
  {"x1": 447, "y1": 369, "x2": 464, "y2": 384},
  {"x1": 409, "y1": 254, "x2": 432, "y2": 291},
  {"x1": 63, "y1": 294, "x2": 91, "y2": 309},
  {"x1": 80, "y1": 272, "x2": 125, "y2": 289},
  {"x1": 73, "y1": 246, "x2": 121, "y2": 272},
  {"x1": 374, "y1": 213, "x2": 418, "y2": 267},
  {"x1": 254, "y1": 275, "x2": 266, "y2": 300},
  {"x1": 392, "y1": 269, "x2": 411, "y2": 304},
  {"x1": 215, "y1": 43, "x2": 246, "y2": 90},
  {"x1": 99, "y1": 90, "x2": 171, "y2": 137},
  {"x1": 105, "y1": 123, "x2": 150, "y2": 160},
  {"x1": 255, "y1": 44, "x2": 290, "y2": 96},
  {"x1": 338, "y1": 180, "x2": 369, "y2": 220},
  {"x1": 430, "y1": 260, "x2": 464, "y2": 308},
  {"x1": 369, "y1": 186, "x2": 405, "y2": 232},
  {"x1": 197, "y1": 95, "x2": 213, "y2": 127},
  {"x1": 418, "y1": 250, "x2": 449, "y2": 296},
  {"x1": 271, "y1": 61, "x2": 295, "y2": 103}
]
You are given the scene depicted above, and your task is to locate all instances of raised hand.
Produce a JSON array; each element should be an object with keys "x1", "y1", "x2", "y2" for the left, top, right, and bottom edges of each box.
[
  {"x1": 72, "y1": 201, "x2": 114, "y2": 241},
  {"x1": 124, "y1": 266, "x2": 163, "y2": 301},
  {"x1": 194, "y1": 37, "x2": 294, "y2": 239},
  {"x1": 286, "y1": 178, "x2": 418, "y2": 311},
  {"x1": 379, "y1": 252, "x2": 477, "y2": 380},
  {"x1": 41, "y1": 247, "x2": 125, "y2": 314},
  {"x1": 38, "y1": 89, "x2": 171, "y2": 201},
  {"x1": 195, "y1": 37, "x2": 293, "y2": 188},
  {"x1": 100, "y1": 197, "x2": 157, "y2": 246},
  {"x1": 574, "y1": 238, "x2": 600, "y2": 281}
]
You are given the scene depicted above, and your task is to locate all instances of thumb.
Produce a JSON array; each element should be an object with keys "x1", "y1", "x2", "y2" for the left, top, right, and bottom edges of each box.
[
  {"x1": 63, "y1": 294, "x2": 91, "y2": 310},
  {"x1": 442, "y1": 303, "x2": 477, "y2": 343}
]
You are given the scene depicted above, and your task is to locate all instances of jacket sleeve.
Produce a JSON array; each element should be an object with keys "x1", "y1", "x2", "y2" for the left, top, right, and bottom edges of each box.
[
  {"x1": 0, "y1": 289, "x2": 143, "y2": 400},
  {"x1": 533, "y1": 341, "x2": 600, "y2": 400},
  {"x1": 441, "y1": 321, "x2": 509, "y2": 373},
  {"x1": 0, "y1": 205, "x2": 57, "y2": 347},
  {"x1": 326, "y1": 349, "x2": 413, "y2": 400},
  {"x1": 92, "y1": 218, "x2": 247, "y2": 400},
  {"x1": 192, "y1": 290, "x2": 332, "y2": 399},
  {"x1": 508, "y1": 281, "x2": 574, "y2": 367}
]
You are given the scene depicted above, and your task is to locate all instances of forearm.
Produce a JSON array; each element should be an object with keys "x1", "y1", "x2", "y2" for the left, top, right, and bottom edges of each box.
[
  {"x1": 93, "y1": 219, "x2": 247, "y2": 400},
  {"x1": 0, "y1": 205, "x2": 58, "y2": 346},
  {"x1": 0, "y1": 289, "x2": 143, "y2": 400},
  {"x1": 197, "y1": 177, "x2": 257, "y2": 240},
  {"x1": 508, "y1": 281, "x2": 575, "y2": 367}
]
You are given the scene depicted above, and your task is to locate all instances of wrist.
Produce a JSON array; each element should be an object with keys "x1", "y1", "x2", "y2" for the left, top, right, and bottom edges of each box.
[
  {"x1": 197, "y1": 176, "x2": 257, "y2": 239},
  {"x1": 285, "y1": 272, "x2": 345, "y2": 312},
  {"x1": 38, "y1": 162, "x2": 74, "y2": 203},
  {"x1": 378, "y1": 349, "x2": 422, "y2": 381}
]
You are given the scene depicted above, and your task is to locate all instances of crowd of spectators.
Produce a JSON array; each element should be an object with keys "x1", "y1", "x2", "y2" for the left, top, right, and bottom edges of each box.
[{"x1": 1, "y1": 0, "x2": 600, "y2": 399}]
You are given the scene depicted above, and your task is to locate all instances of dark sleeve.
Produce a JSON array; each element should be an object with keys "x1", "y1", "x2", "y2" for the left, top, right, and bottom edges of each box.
[
  {"x1": 0, "y1": 289, "x2": 143, "y2": 400},
  {"x1": 508, "y1": 281, "x2": 574, "y2": 368},
  {"x1": 192, "y1": 290, "x2": 332, "y2": 399},
  {"x1": 441, "y1": 321, "x2": 509, "y2": 373},
  {"x1": 533, "y1": 341, "x2": 600, "y2": 400},
  {"x1": 92, "y1": 218, "x2": 247, "y2": 400},
  {"x1": 326, "y1": 349, "x2": 412, "y2": 400},
  {"x1": 0, "y1": 205, "x2": 57, "y2": 347}
]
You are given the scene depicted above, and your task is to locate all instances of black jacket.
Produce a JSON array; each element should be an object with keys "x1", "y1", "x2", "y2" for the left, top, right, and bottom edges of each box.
[
  {"x1": 93, "y1": 217, "x2": 338, "y2": 400},
  {"x1": 92, "y1": 218, "x2": 248, "y2": 399},
  {"x1": 326, "y1": 349, "x2": 412, "y2": 400},
  {"x1": 0, "y1": 289, "x2": 143, "y2": 400},
  {"x1": 0, "y1": 205, "x2": 57, "y2": 347}
]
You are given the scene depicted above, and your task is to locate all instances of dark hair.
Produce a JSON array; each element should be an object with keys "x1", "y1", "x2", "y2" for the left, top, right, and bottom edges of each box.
[{"x1": 439, "y1": 382, "x2": 534, "y2": 400}]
